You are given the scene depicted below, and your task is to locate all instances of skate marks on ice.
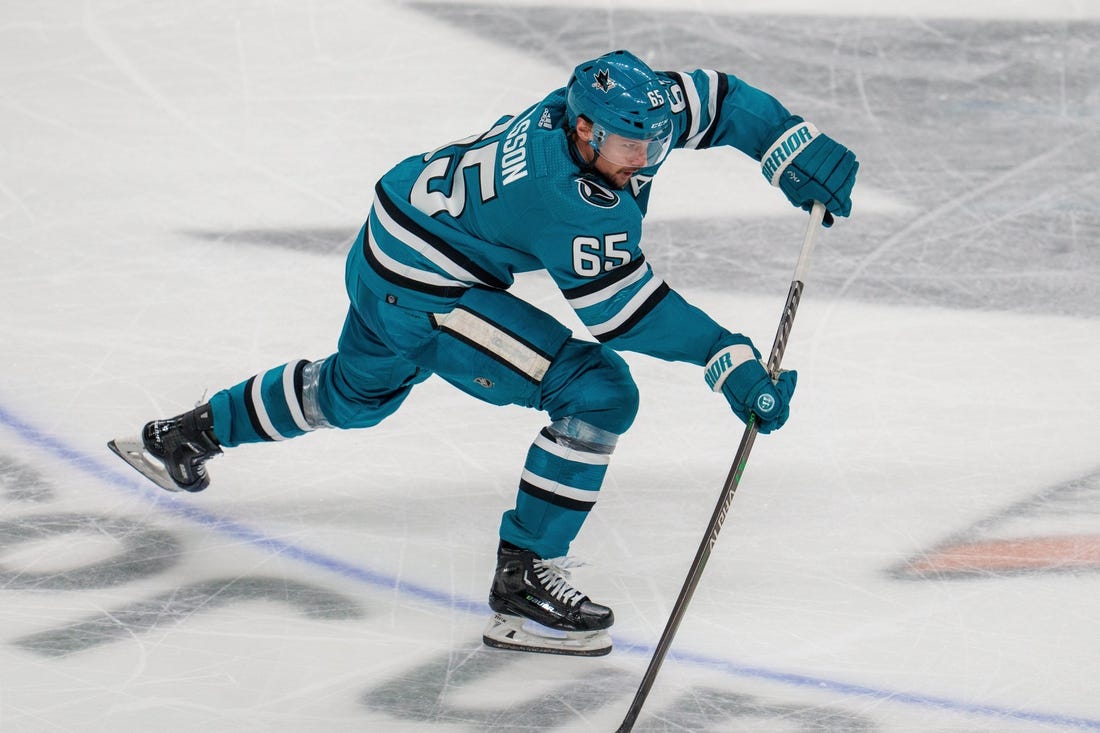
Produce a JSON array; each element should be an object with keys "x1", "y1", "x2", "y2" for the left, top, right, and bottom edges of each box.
[
  {"x1": 359, "y1": 643, "x2": 1100, "y2": 731},
  {"x1": 360, "y1": 644, "x2": 876, "y2": 732},
  {"x1": 0, "y1": 450, "x2": 364, "y2": 660},
  {"x1": 892, "y1": 466, "x2": 1100, "y2": 579},
  {"x1": 0, "y1": 454, "x2": 56, "y2": 503},
  {"x1": 0, "y1": 446, "x2": 879, "y2": 732},
  {"x1": 4, "y1": 430, "x2": 1099, "y2": 732},
  {"x1": 0, "y1": 512, "x2": 181, "y2": 591},
  {"x1": 409, "y1": 4, "x2": 1100, "y2": 318},
  {"x1": 184, "y1": 227, "x2": 355, "y2": 257},
  {"x1": 14, "y1": 576, "x2": 363, "y2": 658}
]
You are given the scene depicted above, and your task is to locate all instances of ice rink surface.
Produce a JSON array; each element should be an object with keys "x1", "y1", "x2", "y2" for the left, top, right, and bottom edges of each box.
[{"x1": 2, "y1": 1, "x2": 1099, "y2": 730}]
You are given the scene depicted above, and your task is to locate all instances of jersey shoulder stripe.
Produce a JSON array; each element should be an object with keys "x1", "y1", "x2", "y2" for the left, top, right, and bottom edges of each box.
[
  {"x1": 694, "y1": 72, "x2": 729, "y2": 149},
  {"x1": 671, "y1": 69, "x2": 728, "y2": 150},
  {"x1": 665, "y1": 71, "x2": 699, "y2": 146},
  {"x1": 362, "y1": 220, "x2": 469, "y2": 297},
  {"x1": 374, "y1": 182, "x2": 508, "y2": 289}
]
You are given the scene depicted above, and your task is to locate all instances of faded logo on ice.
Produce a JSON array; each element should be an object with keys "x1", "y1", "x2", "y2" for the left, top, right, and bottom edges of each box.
[{"x1": 891, "y1": 466, "x2": 1100, "y2": 579}]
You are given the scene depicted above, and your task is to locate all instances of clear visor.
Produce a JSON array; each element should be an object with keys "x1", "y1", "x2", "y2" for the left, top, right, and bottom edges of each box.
[{"x1": 591, "y1": 123, "x2": 673, "y2": 168}]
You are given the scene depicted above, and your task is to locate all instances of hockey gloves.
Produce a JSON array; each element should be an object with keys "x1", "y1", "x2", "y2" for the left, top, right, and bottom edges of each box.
[
  {"x1": 762, "y1": 119, "x2": 858, "y2": 227},
  {"x1": 705, "y1": 341, "x2": 796, "y2": 434}
]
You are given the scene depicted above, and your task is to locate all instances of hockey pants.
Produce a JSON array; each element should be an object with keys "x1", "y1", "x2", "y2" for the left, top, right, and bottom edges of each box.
[{"x1": 207, "y1": 279, "x2": 639, "y2": 558}]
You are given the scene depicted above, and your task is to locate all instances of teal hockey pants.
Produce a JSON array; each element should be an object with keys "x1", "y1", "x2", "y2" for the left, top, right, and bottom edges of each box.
[{"x1": 208, "y1": 278, "x2": 639, "y2": 558}]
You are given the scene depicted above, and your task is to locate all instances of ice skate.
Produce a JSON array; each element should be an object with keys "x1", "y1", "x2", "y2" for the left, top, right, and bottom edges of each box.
[
  {"x1": 108, "y1": 403, "x2": 222, "y2": 492},
  {"x1": 483, "y1": 541, "x2": 613, "y2": 656}
]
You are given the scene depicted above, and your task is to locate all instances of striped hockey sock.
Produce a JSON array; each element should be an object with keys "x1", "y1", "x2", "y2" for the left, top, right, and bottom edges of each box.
[
  {"x1": 208, "y1": 360, "x2": 318, "y2": 447},
  {"x1": 501, "y1": 424, "x2": 613, "y2": 559}
]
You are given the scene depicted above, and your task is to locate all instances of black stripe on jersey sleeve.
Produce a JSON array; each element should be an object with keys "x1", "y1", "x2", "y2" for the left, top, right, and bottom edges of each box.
[
  {"x1": 373, "y1": 183, "x2": 509, "y2": 289},
  {"x1": 696, "y1": 73, "x2": 730, "y2": 150},
  {"x1": 519, "y1": 479, "x2": 596, "y2": 512},
  {"x1": 593, "y1": 281, "x2": 671, "y2": 343},
  {"x1": 559, "y1": 256, "x2": 647, "y2": 300},
  {"x1": 669, "y1": 72, "x2": 696, "y2": 149},
  {"x1": 360, "y1": 226, "x2": 469, "y2": 299}
]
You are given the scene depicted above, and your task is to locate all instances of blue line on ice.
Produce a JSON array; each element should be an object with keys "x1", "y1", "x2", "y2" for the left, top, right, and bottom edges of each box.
[{"x1": 2, "y1": 402, "x2": 1097, "y2": 731}]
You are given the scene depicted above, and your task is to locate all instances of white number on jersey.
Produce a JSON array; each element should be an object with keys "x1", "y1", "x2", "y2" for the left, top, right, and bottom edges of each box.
[
  {"x1": 410, "y1": 144, "x2": 498, "y2": 218},
  {"x1": 572, "y1": 232, "x2": 631, "y2": 277}
]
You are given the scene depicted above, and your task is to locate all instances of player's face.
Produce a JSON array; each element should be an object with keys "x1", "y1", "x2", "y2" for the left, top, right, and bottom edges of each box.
[{"x1": 575, "y1": 118, "x2": 668, "y2": 189}]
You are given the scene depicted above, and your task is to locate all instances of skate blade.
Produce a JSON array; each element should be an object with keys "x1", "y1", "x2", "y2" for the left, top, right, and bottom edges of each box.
[
  {"x1": 107, "y1": 438, "x2": 184, "y2": 492},
  {"x1": 482, "y1": 612, "x2": 612, "y2": 657}
]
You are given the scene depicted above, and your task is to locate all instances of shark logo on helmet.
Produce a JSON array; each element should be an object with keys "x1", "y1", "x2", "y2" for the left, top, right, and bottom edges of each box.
[{"x1": 592, "y1": 68, "x2": 617, "y2": 93}]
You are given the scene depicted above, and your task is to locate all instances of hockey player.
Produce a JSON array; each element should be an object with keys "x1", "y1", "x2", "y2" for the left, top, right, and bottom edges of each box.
[{"x1": 110, "y1": 50, "x2": 857, "y2": 656}]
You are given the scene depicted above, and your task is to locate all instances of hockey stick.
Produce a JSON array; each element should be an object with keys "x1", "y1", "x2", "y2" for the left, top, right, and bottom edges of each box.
[{"x1": 616, "y1": 201, "x2": 826, "y2": 733}]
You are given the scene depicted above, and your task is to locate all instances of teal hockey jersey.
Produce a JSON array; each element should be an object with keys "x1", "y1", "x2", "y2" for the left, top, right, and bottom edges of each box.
[{"x1": 347, "y1": 68, "x2": 796, "y2": 367}]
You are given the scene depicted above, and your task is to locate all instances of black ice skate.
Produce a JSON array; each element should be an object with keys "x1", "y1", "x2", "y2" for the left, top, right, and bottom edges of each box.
[
  {"x1": 483, "y1": 540, "x2": 613, "y2": 656},
  {"x1": 108, "y1": 404, "x2": 222, "y2": 492}
]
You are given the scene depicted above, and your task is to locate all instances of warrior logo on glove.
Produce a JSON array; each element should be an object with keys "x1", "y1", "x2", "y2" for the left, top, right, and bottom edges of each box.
[
  {"x1": 761, "y1": 118, "x2": 858, "y2": 227},
  {"x1": 762, "y1": 124, "x2": 817, "y2": 183}
]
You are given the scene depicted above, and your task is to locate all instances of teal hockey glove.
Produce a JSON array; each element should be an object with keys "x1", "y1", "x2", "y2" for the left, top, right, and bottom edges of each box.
[
  {"x1": 761, "y1": 120, "x2": 858, "y2": 227},
  {"x1": 704, "y1": 343, "x2": 797, "y2": 434}
]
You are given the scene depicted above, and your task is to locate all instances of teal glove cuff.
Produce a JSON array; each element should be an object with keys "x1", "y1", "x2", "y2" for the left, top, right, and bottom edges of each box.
[
  {"x1": 704, "y1": 343, "x2": 758, "y2": 392},
  {"x1": 761, "y1": 121, "x2": 858, "y2": 228},
  {"x1": 705, "y1": 346, "x2": 797, "y2": 434}
]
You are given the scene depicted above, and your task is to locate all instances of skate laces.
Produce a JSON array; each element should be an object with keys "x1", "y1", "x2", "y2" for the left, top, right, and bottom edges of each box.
[{"x1": 532, "y1": 557, "x2": 586, "y2": 607}]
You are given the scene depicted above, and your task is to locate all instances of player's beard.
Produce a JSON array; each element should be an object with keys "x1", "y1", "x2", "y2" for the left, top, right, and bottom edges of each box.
[
  {"x1": 605, "y1": 168, "x2": 637, "y2": 189},
  {"x1": 593, "y1": 157, "x2": 637, "y2": 189}
]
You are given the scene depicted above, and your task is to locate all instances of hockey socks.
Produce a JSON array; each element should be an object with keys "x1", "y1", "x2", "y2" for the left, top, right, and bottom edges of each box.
[
  {"x1": 208, "y1": 360, "x2": 320, "y2": 447},
  {"x1": 499, "y1": 419, "x2": 616, "y2": 559}
]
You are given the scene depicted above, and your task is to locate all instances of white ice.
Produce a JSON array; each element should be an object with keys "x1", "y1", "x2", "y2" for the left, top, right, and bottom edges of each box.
[{"x1": 2, "y1": 1, "x2": 1099, "y2": 731}]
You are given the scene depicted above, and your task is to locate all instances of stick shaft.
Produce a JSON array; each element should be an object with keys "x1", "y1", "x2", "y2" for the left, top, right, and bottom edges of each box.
[{"x1": 616, "y1": 202, "x2": 825, "y2": 733}]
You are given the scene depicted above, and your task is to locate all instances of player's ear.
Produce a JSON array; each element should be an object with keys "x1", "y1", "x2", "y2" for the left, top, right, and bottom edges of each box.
[{"x1": 574, "y1": 115, "x2": 593, "y2": 142}]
